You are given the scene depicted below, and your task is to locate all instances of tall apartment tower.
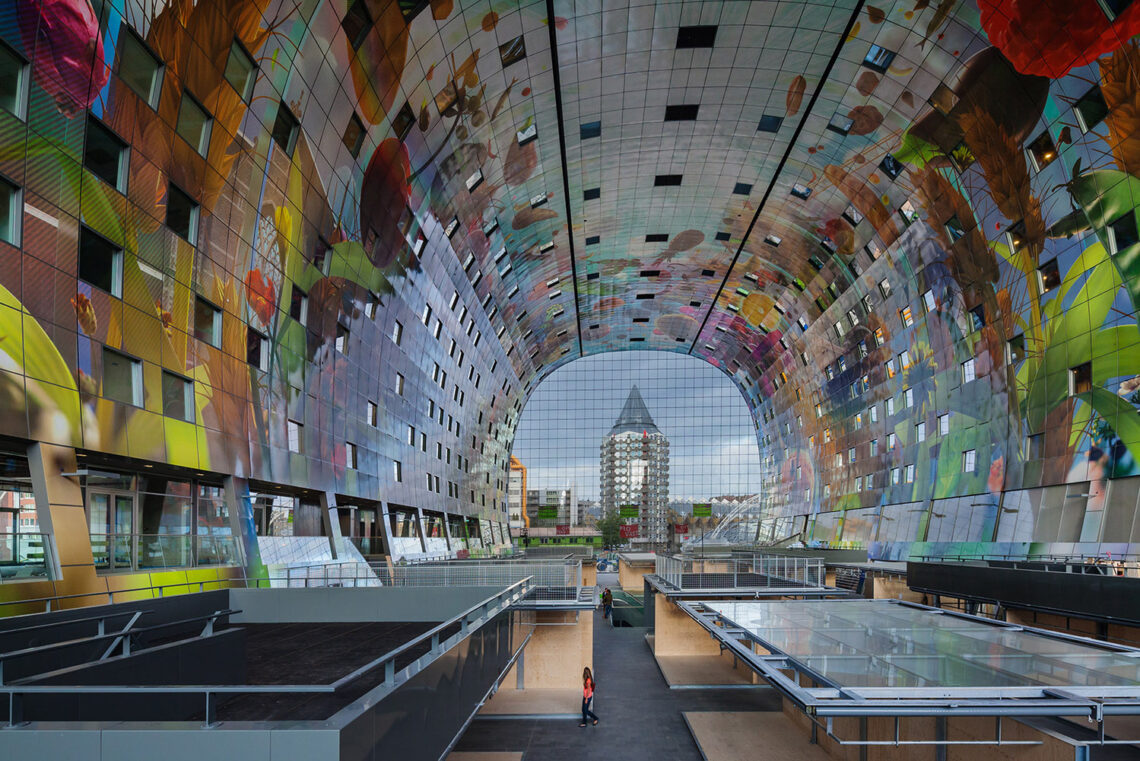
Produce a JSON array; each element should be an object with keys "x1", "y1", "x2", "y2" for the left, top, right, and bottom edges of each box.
[{"x1": 600, "y1": 385, "x2": 669, "y2": 545}]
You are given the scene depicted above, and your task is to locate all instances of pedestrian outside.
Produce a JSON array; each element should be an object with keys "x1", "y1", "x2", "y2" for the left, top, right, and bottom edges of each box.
[{"x1": 601, "y1": 587, "x2": 613, "y2": 622}]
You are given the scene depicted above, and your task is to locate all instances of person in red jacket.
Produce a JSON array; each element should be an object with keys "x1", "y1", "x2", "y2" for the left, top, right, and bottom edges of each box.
[{"x1": 579, "y1": 666, "x2": 599, "y2": 727}]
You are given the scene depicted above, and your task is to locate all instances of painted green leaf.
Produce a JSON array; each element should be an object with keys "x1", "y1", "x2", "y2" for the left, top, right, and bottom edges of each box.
[
  {"x1": 1077, "y1": 388, "x2": 1140, "y2": 464},
  {"x1": 1064, "y1": 170, "x2": 1140, "y2": 316}
]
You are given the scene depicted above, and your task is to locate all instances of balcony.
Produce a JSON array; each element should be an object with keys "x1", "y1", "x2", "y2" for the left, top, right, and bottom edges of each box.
[{"x1": 0, "y1": 532, "x2": 52, "y2": 581}]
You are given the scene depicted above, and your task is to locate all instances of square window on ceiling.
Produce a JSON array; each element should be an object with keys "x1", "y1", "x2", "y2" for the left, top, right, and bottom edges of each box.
[
  {"x1": 117, "y1": 29, "x2": 163, "y2": 108},
  {"x1": 583, "y1": 187, "x2": 600, "y2": 201},
  {"x1": 1027, "y1": 130, "x2": 1058, "y2": 171},
  {"x1": 194, "y1": 296, "x2": 222, "y2": 347},
  {"x1": 0, "y1": 175, "x2": 19, "y2": 246},
  {"x1": 79, "y1": 226, "x2": 123, "y2": 297},
  {"x1": 586, "y1": 272, "x2": 599, "y2": 280},
  {"x1": 499, "y1": 35, "x2": 526, "y2": 67},
  {"x1": 645, "y1": 233, "x2": 668, "y2": 243},
  {"x1": 765, "y1": 234, "x2": 781, "y2": 246},
  {"x1": 342, "y1": 112, "x2": 366, "y2": 157},
  {"x1": 949, "y1": 141, "x2": 976, "y2": 172},
  {"x1": 664, "y1": 104, "x2": 699, "y2": 121},
  {"x1": 842, "y1": 205, "x2": 864, "y2": 226},
  {"x1": 899, "y1": 200, "x2": 919, "y2": 225},
  {"x1": 392, "y1": 102, "x2": 415, "y2": 140},
  {"x1": 790, "y1": 183, "x2": 811, "y2": 200},
  {"x1": 733, "y1": 182, "x2": 752, "y2": 195},
  {"x1": 166, "y1": 183, "x2": 199, "y2": 244},
  {"x1": 580, "y1": 121, "x2": 601, "y2": 139},
  {"x1": 863, "y1": 44, "x2": 896, "y2": 72},
  {"x1": 1074, "y1": 85, "x2": 1109, "y2": 132},
  {"x1": 929, "y1": 83, "x2": 958, "y2": 115},
  {"x1": 757, "y1": 114, "x2": 782, "y2": 133},
  {"x1": 466, "y1": 168, "x2": 484, "y2": 191},
  {"x1": 655, "y1": 174, "x2": 683, "y2": 186},
  {"x1": 827, "y1": 114, "x2": 854, "y2": 135},
  {"x1": 945, "y1": 215, "x2": 967, "y2": 242},
  {"x1": 715, "y1": 231, "x2": 730, "y2": 241},
  {"x1": 1100, "y1": 0, "x2": 1132, "y2": 21},
  {"x1": 0, "y1": 41, "x2": 28, "y2": 120},
  {"x1": 224, "y1": 39, "x2": 257, "y2": 102},
  {"x1": 702, "y1": 269, "x2": 716, "y2": 277},
  {"x1": 516, "y1": 123, "x2": 537, "y2": 144},
  {"x1": 879, "y1": 154, "x2": 903, "y2": 180},
  {"x1": 342, "y1": 0, "x2": 373, "y2": 51},
  {"x1": 175, "y1": 91, "x2": 212, "y2": 156},
  {"x1": 1070, "y1": 361, "x2": 1093, "y2": 395},
  {"x1": 271, "y1": 104, "x2": 299, "y2": 156},
  {"x1": 84, "y1": 115, "x2": 128, "y2": 192},
  {"x1": 1109, "y1": 210, "x2": 1139, "y2": 253},
  {"x1": 676, "y1": 25, "x2": 717, "y2": 48},
  {"x1": 585, "y1": 235, "x2": 600, "y2": 246}
]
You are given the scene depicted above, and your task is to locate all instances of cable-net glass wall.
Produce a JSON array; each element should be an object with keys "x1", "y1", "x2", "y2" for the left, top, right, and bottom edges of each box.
[{"x1": 510, "y1": 351, "x2": 763, "y2": 550}]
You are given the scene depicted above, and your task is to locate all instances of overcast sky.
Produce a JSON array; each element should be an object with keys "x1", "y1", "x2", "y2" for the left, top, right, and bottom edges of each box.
[{"x1": 511, "y1": 351, "x2": 764, "y2": 501}]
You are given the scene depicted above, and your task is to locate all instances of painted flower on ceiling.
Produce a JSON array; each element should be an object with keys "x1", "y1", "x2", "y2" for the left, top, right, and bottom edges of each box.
[
  {"x1": 17, "y1": 0, "x2": 108, "y2": 117},
  {"x1": 978, "y1": 0, "x2": 1140, "y2": 79},
  {"x1": 360, "y1": 137, "x2": 411, "y2": 269}
]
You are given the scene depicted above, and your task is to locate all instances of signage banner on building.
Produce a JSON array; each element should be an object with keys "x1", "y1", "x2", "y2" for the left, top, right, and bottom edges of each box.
[
  {"x1": 619, "y1": 504, "x2": 639, "y2": 517},
  {"x1": 692, "y1": 503, "x2": 712, "y2": 517},
  {"x1": 556, "y1": 524, "x2": 570, "y2": 535},
  {"x1": 619, "y1": 524, "x2": 639, "y2": 538},
  {"x1": 675, "y1": 523, "x2": 689, "y2": 534},
  {"x1": 537, "y1": 505, "x2": 559, "y2": 519}
]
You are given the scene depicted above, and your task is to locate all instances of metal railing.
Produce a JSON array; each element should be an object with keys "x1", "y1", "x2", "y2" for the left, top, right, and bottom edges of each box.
[
  {"x1": 655, "y1": 553, "x2": 825, "y2": 591},
  {"x1": 372, "y1": 559, "x2": 585, "y2": 602},
  {"x1": 1, "y1": 578, "x2": 532, "y2": 727},
  {"x1": 913, "y1": 552, "x2": 1140, "y2": 577},
  {"x1": 268, "y1": 561, "x2": 381, "y2": 588},
  {"x1": 0, "y1": 533, "x2": 51, "y2": 581}
]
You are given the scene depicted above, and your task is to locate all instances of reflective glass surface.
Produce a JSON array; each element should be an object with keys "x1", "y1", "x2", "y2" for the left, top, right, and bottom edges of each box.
[{"x1": 706, "y1": 600, "x2": 1140, "y2": 690}]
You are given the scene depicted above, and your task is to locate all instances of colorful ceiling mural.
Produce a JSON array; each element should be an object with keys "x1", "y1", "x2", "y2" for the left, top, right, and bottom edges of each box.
[{"x1": 0, "y1": 0, "x2": 1138, "y2": 567}]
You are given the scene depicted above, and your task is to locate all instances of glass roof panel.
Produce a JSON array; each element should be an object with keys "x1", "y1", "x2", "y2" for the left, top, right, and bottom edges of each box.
[{"x1": 705, "y1": 600, "x2": 1140, "y2": 690}]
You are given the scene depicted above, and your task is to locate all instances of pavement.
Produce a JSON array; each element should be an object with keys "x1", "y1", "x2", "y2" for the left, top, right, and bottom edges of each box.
[{"x1": 452, "y1": 572, "x2": 781, "y2": 760}]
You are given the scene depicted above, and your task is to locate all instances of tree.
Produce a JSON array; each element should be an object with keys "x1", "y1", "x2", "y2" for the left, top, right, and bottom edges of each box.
[{"x1": 596, "y1": 509, "x2": 622, "y2": 549}]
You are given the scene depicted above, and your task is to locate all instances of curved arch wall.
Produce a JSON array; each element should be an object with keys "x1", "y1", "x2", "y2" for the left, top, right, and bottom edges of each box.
[{"x1": 0, "y1": 0, "x2": 1136, "y2": 606}]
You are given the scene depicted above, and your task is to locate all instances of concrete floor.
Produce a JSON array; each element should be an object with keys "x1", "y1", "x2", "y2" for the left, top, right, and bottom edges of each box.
[{"x1": 452, "y1": 572, "x2": 782, "y2": 760}]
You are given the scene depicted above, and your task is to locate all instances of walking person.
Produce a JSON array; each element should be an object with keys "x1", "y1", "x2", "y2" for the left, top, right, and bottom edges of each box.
[
  {"x1": 601, "y1": 587, "x2": 613, "y2": 622},
  {"x1": 580, "y1": 666, "x2": 599, "y2": 727}
]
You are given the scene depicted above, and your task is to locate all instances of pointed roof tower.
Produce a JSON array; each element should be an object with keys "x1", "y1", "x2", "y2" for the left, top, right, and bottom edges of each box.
[{"x1": 609, "y1": 385, "x2": 660, "y2": 435}]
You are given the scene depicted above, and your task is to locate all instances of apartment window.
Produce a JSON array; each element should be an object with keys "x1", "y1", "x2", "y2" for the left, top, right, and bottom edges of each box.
[
  {"x1": 166, "y1": 183, "x2": 199, "y2": 244},
  {"x1": 904, "y1": 387, "x2": 914, "y2": 408},
  {"x1": 364, "y1": 294, "x2": 378, "y2": 319},
  {"x1": 969, "y1": 305, "x2": 986, "y2": 331},
  {"x1": 874, "y1": 327, "x2": 886, "y2": 347},
  {"x1": 175, "y1": 92, "x2": 212, "y2": 156},
  {"x1": 1027, "y1": 130, "x2": 1058, "y2": 171},
  {"x1": 855, "y1": 476, "x2": 863, "y2": 492},
  {"x1": 247, "y1": 327, "x2": 269, "y2": 371},
  {"x1": 1074, "y1": 85, "x2": 1109, "y2": 133},
  {"x1": 886, "y1": 397, "x2": 896, "y2": 416},
  {"x1": 962, "y1": 358, "x2": 976, "y2": 383},
  {"x1": 899, "y1": 306, "x2": 914, "y2": 327},
  {"x1": 870, "y1": 405, "x2": 879, "y2": 423},
  {"x1": 878, "y1": 279, "x2": 892, "y2": 298},
  {"x1": 1070, "y1": 362, "x2": 1093, "y2": 396},
  {"x1": 916, "y1": 422, "x2": 926, "y2": 442},
  {"x1": 84, "y1": 116, "x2": 128, "y2": 192},
  {"x1": 1007, "y1": 334, "x2": 1025, "y2": 363},
  {"x1": 393, "y1": 460, "x2": 402, "y2": 482},
  {"x1": 1109, "y1": 211, "x2": 1140, "y2": 254},
  {"x1": 407, "y1": 425, "x2": 415, "y2": 445},
  {"x1": 886, "y1": 358, "x2": 897, "y2": 378},
  {"x1": 0, "y1": 174, "x2": 17, "y2": 247},
  {"x1": 922, "y1": 289, "x2": 936, "y2": 313},
  {"x1": 366, "y1": 401, "x2": 377, "y2": 426},
  {"x1": 863, "y1": 44, "x2": 896, "y2": 72},
  {"x1": 194, "y1": 296, "x2": 222, "y2": 347},
  {"x1": 79, "y1": 226, "x2": 123, "y2": 298},
  {"x1": 938, "y1": 413, "x2": 950, "y2": 435},
  {"x1": 117, "y1": 29, "x2": 163, "y2": 108},
  {"x1": 335, "y1": 323, "x2": 349, "y2": 354},
  {"x1": 848, "y1": 447, "x2": 856, "y2": 464},
  {"x1": 905, "y1": 464, "x2": 915, "y2": 483},
  {"x1": 0, "y1": 41, "x2": 27, "y2": 119},
  {"x1": 422, "y1": 304, "x2": 432, "y2": 325},
  {"x1": 342, "y1": 112, "x2": 366, "y2": 158},
  {"x1": 899, "y1": 350, "x2": 912, "y2": 370},
  {"x1": 283, "y1": 420, "x2": 301, "y2": 453},
  {"x1": 289, "y1": 285, "x2": 307, "y2": 323},
  {"x1": 161, "y1": 370, "x2": 193, "y2": 422},
  {"x1": 870, "y1": 439, "x2": 878, "y2": 456},
  {"x1": 888, "y1": 433, "x2": 897, "y2": 449},
  {"x1": 102, "y1": 347, "x2": 142, "y2": 406},
  {"x1": 432, "y1": 320, "x2": 442, "y2": 340},
  {"x1": 392, "y1": 320, "x2": 403, "y2": 345},
  {"x1": 891, "y1": 467, "x2": 901, "y2": 485},
  {"x1": 345, "y1": 442, "x2": 357, "y2": 469},
  {"x1": 1027, "y1": 433, "x2": 1044, "y2": 459},
  {"x1": 420, "y1": 432, "x2": 427, "y2": 452},
  {"x1": 271, "y1": 104, "x2": 300, "y2": 156},
  {"x1": 395, "y1": 373, "x2": 404, "y2": 395},
  {"x1": 224, "y1": 39, "x2": 257, "y2": 102}
]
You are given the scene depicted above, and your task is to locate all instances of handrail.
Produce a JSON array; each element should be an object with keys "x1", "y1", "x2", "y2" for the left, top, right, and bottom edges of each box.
[
  {"x1": 0, "y1": 609, "x2": 149, "y2": 637},
  {"x1": 0, "y1": 578, "x2": 531, "y2": 727}
]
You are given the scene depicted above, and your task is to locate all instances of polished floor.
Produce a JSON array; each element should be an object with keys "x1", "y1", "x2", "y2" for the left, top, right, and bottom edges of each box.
[{"x1": 452, "y1": 573, "x2": 781, "y2": 760}]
